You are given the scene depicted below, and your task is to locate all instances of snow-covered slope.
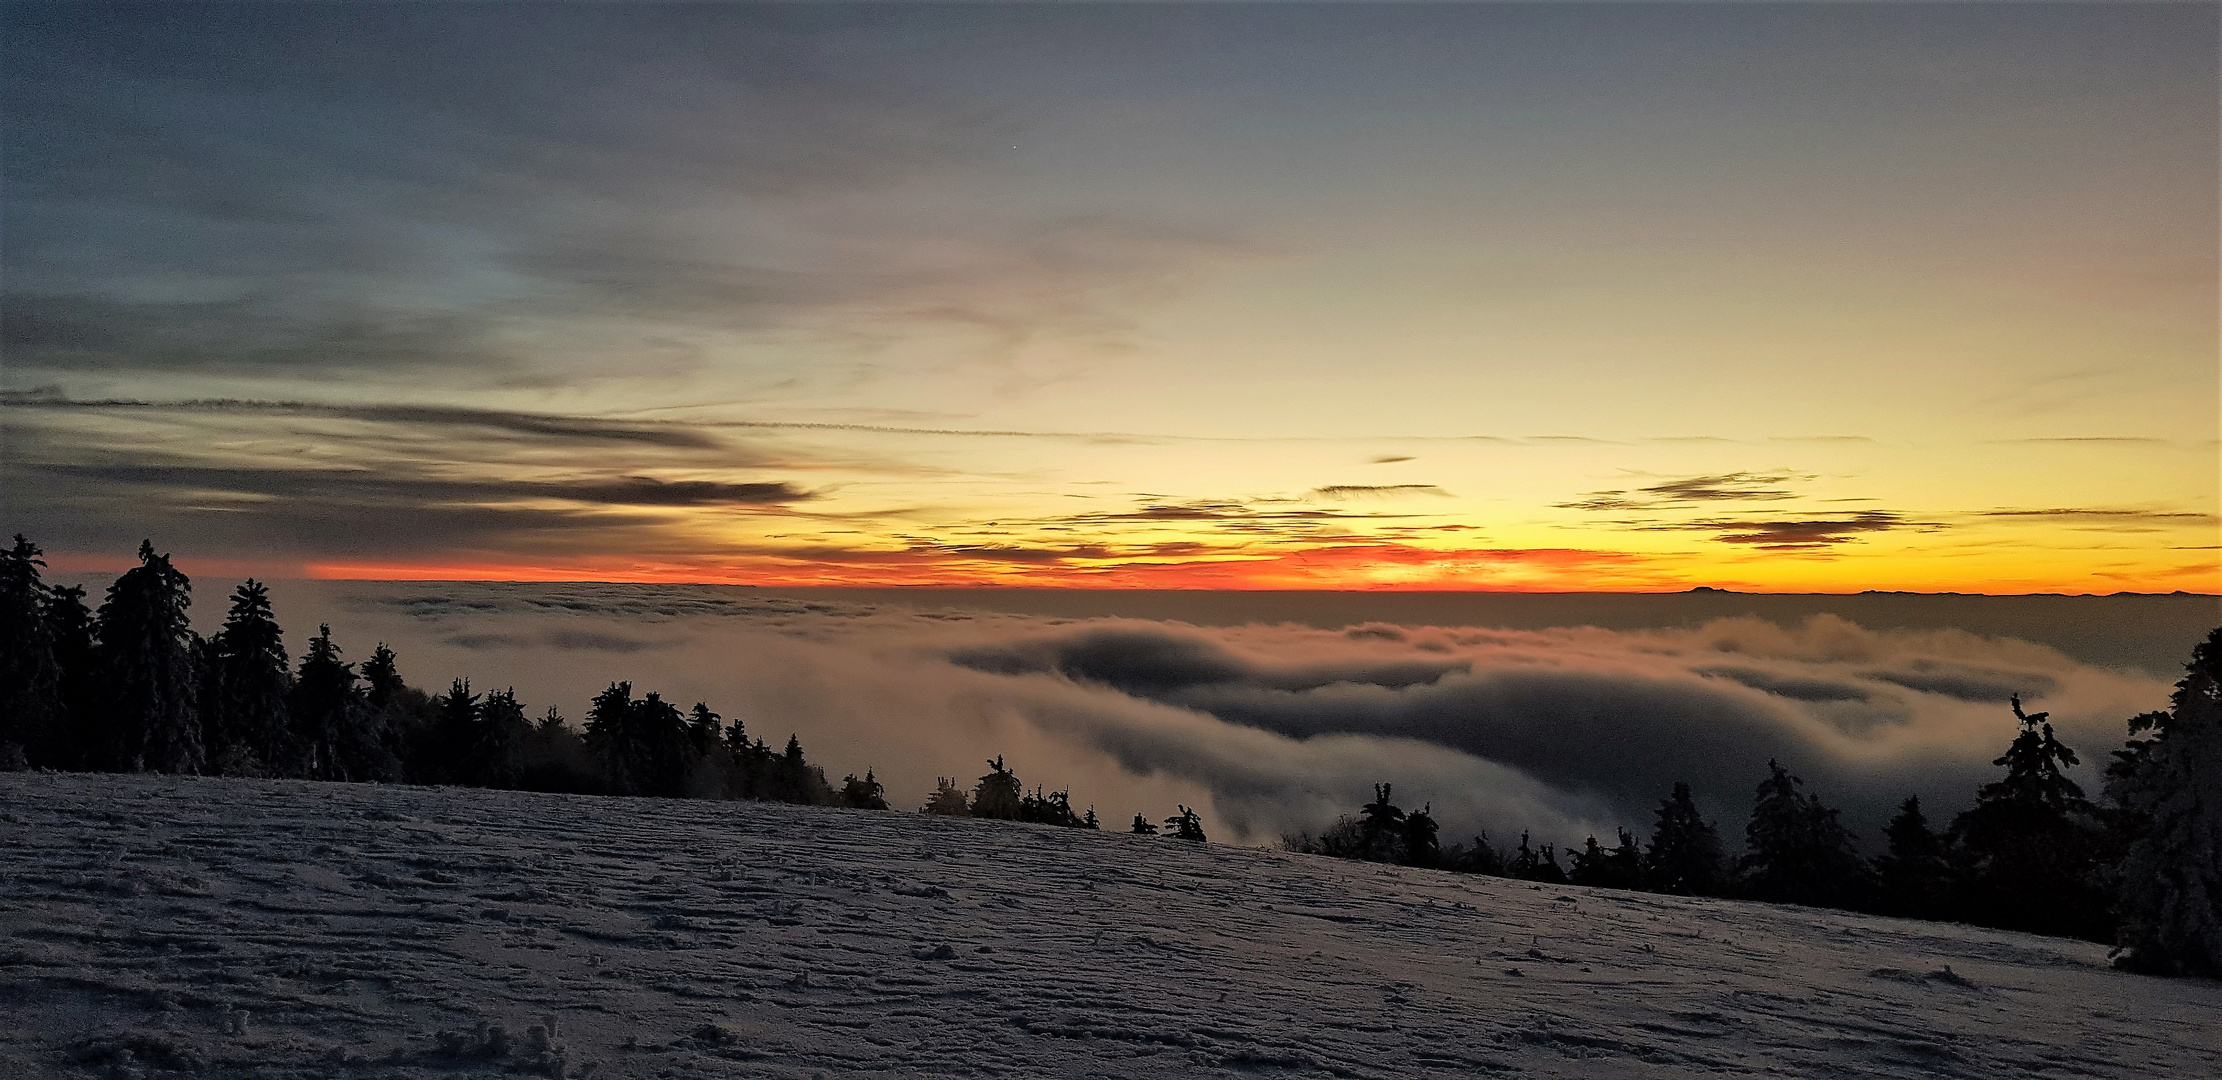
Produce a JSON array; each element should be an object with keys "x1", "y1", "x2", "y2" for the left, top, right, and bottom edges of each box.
[{"x1": 3, "y1": 774, "x2": 2216, "y2": 1079}]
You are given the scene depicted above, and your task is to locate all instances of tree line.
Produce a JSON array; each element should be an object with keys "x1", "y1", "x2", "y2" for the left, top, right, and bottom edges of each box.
[
  {"x1": 0, "y1": 537, "x2": 1217, "y2": 836},
  {"x1": 1286, "y1": 626, "x2": 2222, "y2": 977}
]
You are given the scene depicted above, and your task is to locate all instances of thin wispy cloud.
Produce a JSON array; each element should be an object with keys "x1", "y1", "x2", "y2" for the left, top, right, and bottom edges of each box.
[
  {"x1": 1308, "y1": 485, "x2": 1454, "y2": 500},
  {"x1": 1637, "y1": 512, "x2": 1919, "y2": 551},
  {"x1": 1559, "y1": 471, "x2": 1809, "y2": 512}
]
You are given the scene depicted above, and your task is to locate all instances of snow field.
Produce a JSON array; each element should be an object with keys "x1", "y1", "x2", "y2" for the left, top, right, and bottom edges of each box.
[{"x1": 2, "y1": 772, "x2": 2217, "y2": 1078}]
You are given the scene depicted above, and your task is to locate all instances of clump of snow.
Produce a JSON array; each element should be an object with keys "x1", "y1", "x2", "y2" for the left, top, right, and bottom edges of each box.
[{"x1": 2, "y1": 772, "x2": 2217, "y2": 1078}]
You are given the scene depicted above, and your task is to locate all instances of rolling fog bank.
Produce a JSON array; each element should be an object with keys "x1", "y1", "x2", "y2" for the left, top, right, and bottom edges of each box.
[{"x1": 97, "y1": 579, "x2": 2202, "y2": 851}]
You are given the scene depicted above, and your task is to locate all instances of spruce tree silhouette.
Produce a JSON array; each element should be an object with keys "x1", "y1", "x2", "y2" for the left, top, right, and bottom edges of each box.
[
  {"x1": 1165, "y1": 805, "x2": 1207, "y2": 842},
  {"x1": 841, "y1": 769, "x2": 890, "y2": 810},
  {"x1": 95, "y1": 541, "x2": 203, "y2": 774},
  {"x1": 1018, "y1": 785, "x2": 1086, "y2": 827},
  {"x1": 1400, "y1": 803, "x2": 1440, "y2": 868},
  {"x1": 722, "y1": 713, "x2": 773, "y2": 800},
  {"x1": 0, "y1": 535, "x2": 61, "y2": 768},
  {"x1": 1738, "y1": 759, "x2": 1862, "y2": 908},
  {"x1": 769, "y1": 732, "x2": 834, "y2": 805},
  {"x1": 1871, "y1": 797, "x2": 1950, "y2": 921},
  {"x1": 1358, "y1": 783, "x2": 1406, "y2": 862},
  {"x1": 1508, "y1": 831, "x2": 1568, "y2": 884},
  {"x1": 2106, "y1": 626, "x2": 2222, "y2": 974},
  {"x1": 42, "y1": 582, "x2": 97, "y2": 770},
  {"x1": 970, "y1": 755, "x2": 1023, "y2": 820},
  {"x1": 290, "y1": 624, "x2": 350, "y2": 778},
  {"x1": 1567, "y1": 836, "x2": 1614, "y2": 888},
  {"x1": 431, "y1": 679, "x2": 482, "y2": 786},
  {"x1": 205, "y1": 580, "x2": 292, "y2": 777},
  {"x1": 583, "y1": 682, "x2": 639, "y2": 794},
  {"x1": 358, "y1": 641, "x2": 435, "y2": 777},
  {"x1": 1446, "y1": 833, "x2": 1506, "y2": 877},
  {"x1": 684, "y1": 703, "x2": 726, "y2": 796},
  {"x1": 636, "y1": 694, "x2": 695, "y2": 798},
  {"x1": 1644, "y1": 781, "x2": 1726, "y2": 896},
  {"x1": 921, "y1": 777, "x2": 970, "y2": 816},
  {"x1": 1606, "y1": 828, "x2": 1645, "y2": 888},
  {"x1": 467, "y1": 687, "x2": 531, "y2": 788},
  {"x1": 1130, "y1": 813, "x2": 1160, "y2": 835},
  {"x1": 291, "y1": 624, "x2": 395, "y2": 782},
  {"x1": 583, "y1": 683, "x2": 704, "y2": 797},
  {"x1": 1951, "y1": 695, "x2": 2109, "y2": 940},
  {"x1": 362, "y1": 644, "x2": 404, "y2": 712},
  {"x1": 686, "y1": 703, "x2": 723, "y2": 756}
]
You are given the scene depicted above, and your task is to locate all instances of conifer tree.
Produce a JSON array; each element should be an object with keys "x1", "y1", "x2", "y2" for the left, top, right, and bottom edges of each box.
[
  {"x1": 768, "y1": 731, "x2": 834, "y2": 805},
  {"x1": 722, "y1": 714, "x2": 772, "y2": 799},
  {"x1": 1644, "y1": 781, "x2": 1725, "y2": 896},
  {"x1": 514, "y1": 703, "x2": 598, "y2": 795},
  {"x1": 465, "y1": 687, "x2": 531, "y2": 788},
  {"x1": 1165, "y1": 805, "x2": 1207, "y2": 842},
  {"x1": 1951, "y1": 696, "x2": 2109, "y2": 940},
  {"x1": 681, "y1": 703, "x2": 730, "y2": 797},
  {"x1": 290, "y1": 624, "x2": 392, "y2": 781},
  {"x1": 362, "y1": 644, "x2": 404, "y2": 711},
  {"x1": 95, "y1": 541, "x2": 203, "y2": 773},
  {"x1": 1358, "y1": 783, "x2": 1406, "y2": 862},
  {"x1": 1018, "y1": 785, "x2": 1083, "y2": 827},
  {"x1": 585, "y1": 682, "x2": 642, "y2": 795},
  {"x1": 649, "y1": 698, "x2": 697, "y2": 792},
  {"x1": 921, "y1": 777, "x2": 970, "y2": 816},
  {"x1": 1083, "y1": 806, "x2": 1100, "y2": 830},
  {"x1": 1508, "y1": 831, "x2": 1568, "y2": 884},
  {"x1": 358, "y1": 642, "x2": 435, "y2": 779},
  {"x1": 42, "y1": 583, "x2": 97, "y2": 769},
  {"x1": 584, "y1": 685, "x2": 696, "y2": 798},
  {"x1": 1738, "y1": 759, "x2": 1862, "y2": 908},
  {"x1": 1444, "y1": 833, "x2": 1507, "y2": 877},
  {"x1": 841, "y1": 769, "x2": 890, "y2": 810},
  {"x1": 1870, "y1": 796, "x2": 1950, "y2": 920},
  {"x1": 0, "y1": 535, "x2": 61, "y2": 768},
  {"x1": 1567, "y1": 836, "x2": 1615, "y2": 888},
  {"x1": 205, "y1": 580, "x2": 292, "y2": 776},
  {"x1": 970, "y1": 755, "x2": 1023, "y2": 820},
  {"x1": 687, "y1": 703, "x2": 723, "y2": 757},
  {"x1": 1400, "y1": 803, "x2": 1440, "y2": 868},
  {"x1": 430, "y1": 678, "x2": 483, "y2": 785},
  {"x1": 1130, "y1": 812, "x2": 1159, "y2": 835},
  {"x1": 1605, "y1": 827, "x2": 1645, "y2": 888},
  {"x1": 2106, "y1": 627, "x2": 2222, "y2": 975}
]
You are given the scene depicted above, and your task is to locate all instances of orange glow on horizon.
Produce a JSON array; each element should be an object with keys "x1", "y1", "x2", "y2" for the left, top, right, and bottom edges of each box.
[{"x1": 299, "y1": 543, "x2": 2220, "y2": 595}]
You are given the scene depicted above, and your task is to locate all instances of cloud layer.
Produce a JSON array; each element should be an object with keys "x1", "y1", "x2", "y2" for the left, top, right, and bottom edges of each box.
[{"x1": 207, "y1": 581, "x2": 2183, "y2": 853}]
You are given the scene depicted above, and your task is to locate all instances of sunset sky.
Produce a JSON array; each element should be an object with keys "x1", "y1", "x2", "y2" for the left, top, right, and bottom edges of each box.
[{"x1": 4, "y1": 2, "x2": 2216, "y2": 593}]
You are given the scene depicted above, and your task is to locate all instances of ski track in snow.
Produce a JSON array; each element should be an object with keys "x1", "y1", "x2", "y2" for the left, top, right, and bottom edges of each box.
[{"x1": 2, "y1": 774, "x2": 2217, "y2": 1079}]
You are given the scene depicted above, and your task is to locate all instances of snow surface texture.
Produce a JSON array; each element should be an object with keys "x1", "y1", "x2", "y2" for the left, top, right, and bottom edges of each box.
[{"x1": 3, "y1": 774, "x2": 2217, "y2": 1079}]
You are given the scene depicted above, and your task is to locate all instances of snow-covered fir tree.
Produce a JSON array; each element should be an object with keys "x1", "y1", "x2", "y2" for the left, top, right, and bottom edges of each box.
[
  {"x1": 2106, "y1": 628, "x2": 2222, "y2": 975},
  {"x1": 1645, "y1": 781, "x2": 1725, "y2": 896},
  {"x1": 95, "y1": 541, "x2": 203, "y2": 774},
  {"x1": 1738, "y1": 760, "x2": 1862, "y2": 908}
]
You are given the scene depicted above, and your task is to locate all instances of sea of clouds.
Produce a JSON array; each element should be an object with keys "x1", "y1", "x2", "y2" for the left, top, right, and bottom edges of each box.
[{"x1": 239, "y1": 581, "x2": 2179, "y2": 851}]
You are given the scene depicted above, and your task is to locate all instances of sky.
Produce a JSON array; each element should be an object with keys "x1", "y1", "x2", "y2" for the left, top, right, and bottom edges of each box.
[{"x1": 4, "y1": 2, "x2": 2217, "y2": 593}]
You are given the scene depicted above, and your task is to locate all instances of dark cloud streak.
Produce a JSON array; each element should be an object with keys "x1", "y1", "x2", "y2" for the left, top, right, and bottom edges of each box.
[{"x1": 1, "y1": 393, "x2": 729, "y2": 450}]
